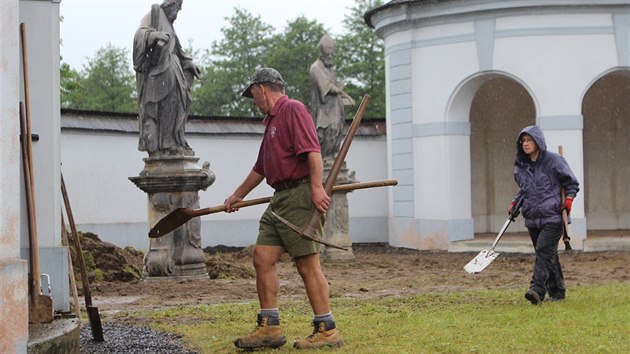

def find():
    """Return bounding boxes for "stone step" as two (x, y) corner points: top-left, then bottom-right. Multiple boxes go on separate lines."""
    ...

(449, 231), (630, 253)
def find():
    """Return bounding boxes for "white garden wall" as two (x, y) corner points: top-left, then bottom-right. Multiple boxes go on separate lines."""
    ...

(60, 112), (389, 251)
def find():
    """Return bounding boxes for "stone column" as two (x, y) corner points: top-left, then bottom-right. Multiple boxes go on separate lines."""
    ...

(321, 161), (356, 262)
(130, 156), (214, 279)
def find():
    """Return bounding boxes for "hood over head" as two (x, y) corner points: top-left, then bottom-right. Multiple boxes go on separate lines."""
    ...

(516, 125), (547, 161)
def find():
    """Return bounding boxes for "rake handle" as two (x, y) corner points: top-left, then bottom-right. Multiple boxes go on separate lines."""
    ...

(323, 94), (371, 193)
(304, 94), (371, 235)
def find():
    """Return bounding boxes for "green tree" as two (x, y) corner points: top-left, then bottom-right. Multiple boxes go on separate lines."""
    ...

(72, 43), (137, 113)
(337, 0), (386, 118)
(60, 62), (83, 109)
(266, 16), (327, 106)
(192, 8), (274, 116)
(190, 64), (234, 116)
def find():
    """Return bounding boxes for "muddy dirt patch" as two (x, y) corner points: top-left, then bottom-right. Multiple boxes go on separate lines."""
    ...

(81, 242), (630, 313)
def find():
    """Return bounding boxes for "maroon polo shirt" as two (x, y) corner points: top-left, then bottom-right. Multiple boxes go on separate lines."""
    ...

(253, 95), (321, 187)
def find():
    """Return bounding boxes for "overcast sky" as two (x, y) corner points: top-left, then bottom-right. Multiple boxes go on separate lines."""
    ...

(60, 0), (357, 70)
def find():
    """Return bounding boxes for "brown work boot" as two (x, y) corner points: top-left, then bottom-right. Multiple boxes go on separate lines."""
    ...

(234, 314), (286, 350)
(293, 321), (342, 349)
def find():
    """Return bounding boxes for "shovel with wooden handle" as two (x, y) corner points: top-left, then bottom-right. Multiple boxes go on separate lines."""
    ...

(61, 173), (104, 342)
(270, 94), (371, 250)
(464, 197), (524, 274)
(149, 179), (397, 238)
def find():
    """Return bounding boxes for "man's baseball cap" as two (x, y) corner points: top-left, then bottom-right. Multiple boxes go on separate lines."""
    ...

(241, 67), (285, 98)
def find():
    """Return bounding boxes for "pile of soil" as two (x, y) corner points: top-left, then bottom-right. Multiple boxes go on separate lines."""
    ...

(203, 245), (255, 280)
(71, 232), (144, 284)
(72, 232), (257, 286)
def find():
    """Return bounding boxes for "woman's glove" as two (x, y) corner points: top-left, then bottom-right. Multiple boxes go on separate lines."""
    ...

(508, 201), (517, 215)
(562, 197), (573, 214)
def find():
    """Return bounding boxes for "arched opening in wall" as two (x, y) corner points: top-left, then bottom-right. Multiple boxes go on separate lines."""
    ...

(470, 77), (535, 234)
(582, 69), (630, 232)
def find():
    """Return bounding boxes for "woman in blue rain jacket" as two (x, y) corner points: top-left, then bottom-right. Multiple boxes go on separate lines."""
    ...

(510, 125), (579, 304)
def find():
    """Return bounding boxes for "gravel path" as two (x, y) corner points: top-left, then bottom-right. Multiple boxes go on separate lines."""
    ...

(80, 322), (197, 354)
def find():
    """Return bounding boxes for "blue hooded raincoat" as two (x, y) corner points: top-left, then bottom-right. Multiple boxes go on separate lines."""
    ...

(513, 125), (580, 229)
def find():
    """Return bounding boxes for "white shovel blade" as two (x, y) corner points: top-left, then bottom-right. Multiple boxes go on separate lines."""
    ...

(464, 249), (500, 274)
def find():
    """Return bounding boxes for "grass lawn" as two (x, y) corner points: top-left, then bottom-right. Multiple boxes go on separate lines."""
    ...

(116, 283), (630, 353)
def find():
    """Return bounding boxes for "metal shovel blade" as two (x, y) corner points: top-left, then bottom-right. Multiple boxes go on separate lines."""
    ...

(87, 305), (104, 342)
(149, 208), (194, 238)
(463, 249), (500, 274)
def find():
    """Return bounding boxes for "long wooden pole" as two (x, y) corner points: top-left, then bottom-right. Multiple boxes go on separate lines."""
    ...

(19, 102), (40, 303)
(20, 24), (35, 200)
(20, 21), (41, 302)
(20, 23), (32, 137)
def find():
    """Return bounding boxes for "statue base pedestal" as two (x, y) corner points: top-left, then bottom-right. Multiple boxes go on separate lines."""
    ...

(321, 161), (356, 262)
(129, 155), (215, 279)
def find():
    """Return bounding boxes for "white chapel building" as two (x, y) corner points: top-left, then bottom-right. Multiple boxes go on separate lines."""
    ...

(366, 0), (630, 250)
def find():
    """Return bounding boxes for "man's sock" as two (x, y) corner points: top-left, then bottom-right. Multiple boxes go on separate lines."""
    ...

(313, 312), (335, 329)
(259, 308), (280, 325)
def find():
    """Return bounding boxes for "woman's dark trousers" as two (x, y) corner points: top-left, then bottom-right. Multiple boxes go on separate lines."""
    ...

(528, 223), (565, 300)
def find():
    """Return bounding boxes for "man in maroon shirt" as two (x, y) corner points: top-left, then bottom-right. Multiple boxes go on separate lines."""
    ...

(225, 68), (342, 350)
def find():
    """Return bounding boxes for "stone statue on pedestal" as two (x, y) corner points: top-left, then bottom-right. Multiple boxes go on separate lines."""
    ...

(130, 0), (214, 278)
(310, 34), (355, 164)
(310, 34), (356, 261)
(133, 0), (200, 157)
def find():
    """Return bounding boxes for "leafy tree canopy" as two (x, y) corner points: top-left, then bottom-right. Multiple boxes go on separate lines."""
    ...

(62, 43), (136, 113)
(266, 16), (327, 106)
(62, 1), (386, 119)
(337, 0), (386, 118)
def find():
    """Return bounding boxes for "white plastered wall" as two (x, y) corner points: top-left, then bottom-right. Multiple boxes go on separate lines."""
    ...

(19, 0), (67, 312)
(60, 130), (388, 251)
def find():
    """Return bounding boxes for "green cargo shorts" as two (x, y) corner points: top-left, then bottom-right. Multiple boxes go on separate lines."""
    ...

(258, 181), (324, 258)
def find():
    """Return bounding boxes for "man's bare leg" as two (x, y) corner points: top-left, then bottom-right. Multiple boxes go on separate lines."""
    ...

(234, 245), (287, 349)
(295, 253), (330, 314)
(253, 245), (285, 308)
(294, 253), (342, 349)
